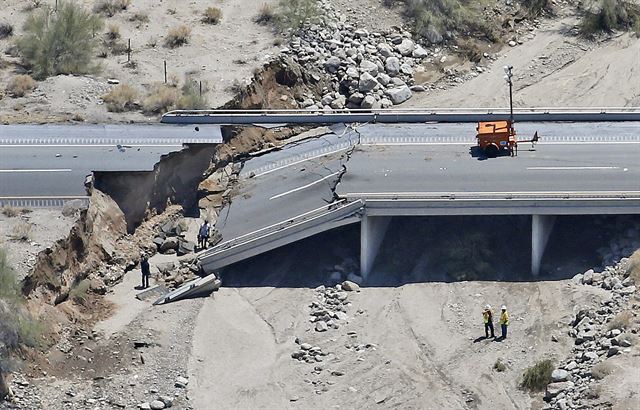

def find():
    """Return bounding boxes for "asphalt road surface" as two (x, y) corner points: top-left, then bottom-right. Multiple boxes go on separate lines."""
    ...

(214, 122), (640, 243)
(0, 124), (222, 206)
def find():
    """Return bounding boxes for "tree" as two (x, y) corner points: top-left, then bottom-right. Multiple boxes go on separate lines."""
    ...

(278, 0), (319, 30)
(17, 1), (103, 79)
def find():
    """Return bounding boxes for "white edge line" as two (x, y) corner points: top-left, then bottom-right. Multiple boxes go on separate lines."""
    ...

(526, 166), (621, 170)
(252, 147), (350, 178)
(0, 144), (187, 148)
(0, 169), (73, 173)
(269, 171), (341, 200)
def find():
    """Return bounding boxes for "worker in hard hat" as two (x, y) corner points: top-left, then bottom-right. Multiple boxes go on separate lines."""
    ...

(482, 305), (495, 339)
(499, 305), (509, 339)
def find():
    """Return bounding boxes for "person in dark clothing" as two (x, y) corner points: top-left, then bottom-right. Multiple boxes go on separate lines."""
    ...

(140, 253), (150, 289)
(198, 221), (210, 250)
(482, 305), (495, 339)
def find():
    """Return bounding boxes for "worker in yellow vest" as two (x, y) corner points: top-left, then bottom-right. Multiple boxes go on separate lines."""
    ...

(499, 305), (509, 339)
(482, 305), (495, 339)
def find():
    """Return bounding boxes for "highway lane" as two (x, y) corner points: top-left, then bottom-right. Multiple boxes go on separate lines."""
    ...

(0, 145), (184, 201)
(336, 143), (640, 196)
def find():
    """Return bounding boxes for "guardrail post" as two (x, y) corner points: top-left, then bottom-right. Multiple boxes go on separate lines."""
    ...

(532, 215), (556, 276)
(361, 215), (391, 279)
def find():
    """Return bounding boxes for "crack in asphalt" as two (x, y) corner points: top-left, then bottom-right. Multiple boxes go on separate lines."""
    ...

(328, 123), (364, 203)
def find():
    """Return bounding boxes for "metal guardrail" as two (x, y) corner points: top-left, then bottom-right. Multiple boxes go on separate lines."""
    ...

(340, 191), (640, 201)
(162, 108), (640, 125)
(199, 200), (364, 270)
(0, 196), (89, 208)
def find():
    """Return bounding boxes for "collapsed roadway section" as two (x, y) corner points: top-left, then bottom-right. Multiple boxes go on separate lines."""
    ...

(198, 122), (640, 281)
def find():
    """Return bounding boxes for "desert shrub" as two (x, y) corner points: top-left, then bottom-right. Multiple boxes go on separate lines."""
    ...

(109, 40), (129, 55)
(0, 22), (13, 39)
(1, 248), (43, 400)
(102, 84), (137, 112)
(580, 0), (640, 36)
(105, 24), (120, 41)
(10, 222), (32, 242)
(23, 0), (43, 11)
(93, 0), (131, 16)
(457, 39), (482, 63)
(277, 0), (320, 30)
(607, 310), (634, 331)
(69, 279), (91, 304)
(255, 3), (276, 25)
(164, 25), (191, 48)
(520, 359), (554, 392)
(520, 0), (552, 15)
(17, 1), (103, 79)
(493, 358), (507, 372)
(202, 7), (222, 24)
(176, 80), (208, 110)
(1, 206), (26, 217)
(6, 75), (37, 98)
(146, 36), (158, 48)
(618, 332), (636, 346)
(143, 85), (180, 114)
(129, 12), (149, 23)
(591, 361), (615, 380)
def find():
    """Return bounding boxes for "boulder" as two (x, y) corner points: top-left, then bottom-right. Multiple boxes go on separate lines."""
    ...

(400, 63), (413, 75)
(153, 236), (165, 248)
(377, 43), (394, 58)
(156, 261), (175, 275)
(342, 280), (361, 291)
(359, 60), (378, 76)
(315, 321), (328, 332)
(150, 401), (165, 410)
(545, 381), (574, 399)
(139, 403), (152, 410)
(412, 45), (429, 58)
(607, 346), (620, 357)
(551, 369), (570, 382)
(422, 27), (443, 44)
(330, 95), (347, 109)
(360, 95), (376, 109)
(175, 376), (189, 388)
(581, 351), (598, 362)
(324, 56), (342, 73)
(377, 73), (391, 86)
(583, 269), (594, 284)
(160, 237), (179, 253)
(396, 39), (415, 56)
(386, 85), (412, 105)
(158, 396), (173, 408)
(385, 57), (400, 76)
(358, 72), (378, 92)
(177, 240), (196, 256)
(345, 66), (359, 78)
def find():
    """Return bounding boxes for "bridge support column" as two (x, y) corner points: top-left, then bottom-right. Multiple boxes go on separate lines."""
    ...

(532, 215), (556, 276)
(361, 216), (391, 279)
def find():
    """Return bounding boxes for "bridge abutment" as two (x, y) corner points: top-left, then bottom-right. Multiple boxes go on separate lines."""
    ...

(532, 215), (556, 276)
(360, 215), (391, 279)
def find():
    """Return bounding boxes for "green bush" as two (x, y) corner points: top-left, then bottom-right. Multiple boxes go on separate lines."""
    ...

(17, 1), (104, 79)
(277, 0), (320, 30)
(580, 0), (640, 36)
(494, 358), (507, 372)
(520, 359), (554, 391)
(93, 0), (131, 17)
(176, 80), (208, 110)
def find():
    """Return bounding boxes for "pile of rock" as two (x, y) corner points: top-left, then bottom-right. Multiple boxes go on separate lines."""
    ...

(596, 222), (640, 267)
(291, 340), (328, 364)
(283, 0), (433, 109)
(138, 395), (173, 410)
(152, 219), (196, 256)
(310, 280), (361, 333)
(543, 257), (638, 409)
(156, 258), (200, 289)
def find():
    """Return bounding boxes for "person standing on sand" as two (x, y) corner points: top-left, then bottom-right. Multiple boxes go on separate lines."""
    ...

(483, 305), (495, 339)
(499, 305), (509, 339)
(140, 253), (150, 289)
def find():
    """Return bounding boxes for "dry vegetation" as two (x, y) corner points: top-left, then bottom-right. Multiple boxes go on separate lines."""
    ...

(580, 0), (640, 36)
(5, 75), (37, 97)
(520, 359), (554, 392)
(1, 206), (28, 218)
(255, 3), (276, 25)
(93, 0), (131, 17)
(102, 84), (138, 112)
(607, 310), (634, 331)
(10, 221), (33, 242)
(143, 84), (180, 114)
(202, 7), (223, 25)
(0, 22), (13, 39)
(591, 361), (615, 380)
(165, 25), (191, 48)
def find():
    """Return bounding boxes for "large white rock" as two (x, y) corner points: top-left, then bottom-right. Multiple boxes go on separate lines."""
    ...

(551, 369), (570, 382)
(545, 381), (574, 399)
(412, 45), (429, 58)
(377, 43), (394, 58)
(359, 60), (379, 76)
(396, 39), (415, 56)
(386, 85), (412, 105)
(385, 56), (400, 76)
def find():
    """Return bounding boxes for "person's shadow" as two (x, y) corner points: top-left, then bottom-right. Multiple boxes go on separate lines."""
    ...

(494, 336), (506, 342)
(473, 336), (490, 343)
(134, 285), (146, 290)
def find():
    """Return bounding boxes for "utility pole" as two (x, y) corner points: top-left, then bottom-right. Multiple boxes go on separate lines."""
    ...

(504, 65), (514, 124)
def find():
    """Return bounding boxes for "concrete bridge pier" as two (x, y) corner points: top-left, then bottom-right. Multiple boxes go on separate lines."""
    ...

(360, 216), (392, 279)
(532, 215), (557, 276)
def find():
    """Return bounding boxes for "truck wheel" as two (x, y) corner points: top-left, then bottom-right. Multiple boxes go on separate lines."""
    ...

(484, 144), (499, 158)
